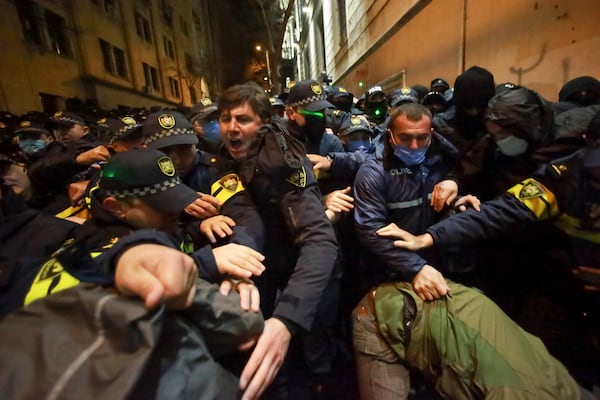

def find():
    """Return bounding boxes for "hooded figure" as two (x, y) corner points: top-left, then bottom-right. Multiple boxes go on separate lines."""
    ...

(554, 76), (600, 114)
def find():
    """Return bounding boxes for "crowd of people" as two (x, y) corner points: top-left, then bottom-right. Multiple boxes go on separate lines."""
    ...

(0, 67), (598, 400)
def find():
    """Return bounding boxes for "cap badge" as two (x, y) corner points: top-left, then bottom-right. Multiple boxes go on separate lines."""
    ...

(96, 118), (107, 125)
(351, 116), (362, 126)
(200, 98), (212, 106)
(158, 156), (176, 176)
(54, 111), (63, 118)
(20, 121), (31, 128)
(339, 87), (347, 93)
(121, 117), (136, 125)
(401, 88), (411, 95)
(311, 83), (322, 95)
(158, 114), (176, 129)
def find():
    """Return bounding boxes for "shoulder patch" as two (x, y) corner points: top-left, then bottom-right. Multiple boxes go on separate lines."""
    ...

(286, 166), (307, 188)
(211, 173), (245, 204)
(507, 178), (559, 220)
(518, 180), (546, 199)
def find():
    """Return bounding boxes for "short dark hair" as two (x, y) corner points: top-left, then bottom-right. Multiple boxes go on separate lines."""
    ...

(387, 102), (432, 129)
(218, 82), (272, 123)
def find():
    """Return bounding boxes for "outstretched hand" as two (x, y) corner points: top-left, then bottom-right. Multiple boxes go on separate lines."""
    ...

(213, 243), (265, 279)
(376, 223), (434, 251)
(240, 318), (291, 400)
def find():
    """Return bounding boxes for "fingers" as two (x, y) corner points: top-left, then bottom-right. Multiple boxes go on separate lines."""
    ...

(412, 265), (450, 301)
(200, 216), (236, 243)
(219, 279), (233, 296)
(213, 244), (266, 279)
(236, 281), (261, 312)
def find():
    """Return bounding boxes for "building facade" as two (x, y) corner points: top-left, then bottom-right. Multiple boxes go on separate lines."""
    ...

(287, 0), (600, 101)
(0, 0), (215, 115)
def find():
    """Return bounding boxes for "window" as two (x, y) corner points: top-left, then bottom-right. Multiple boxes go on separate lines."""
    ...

(169, 77), (180, 98)
(163, 36), (175, 60)
(104, 0), (117, 16)
(135, 12), (152, 43)
(16, 0), (43, 45)
(180, 16), (189, 37)
(91, 0), (118, 17)
(143, 63), (160, 92)
(99, 39), (128, 78)
(99, 39), (114, 73)
(113, 47), (127, 77)
(44, 10), (72, 56)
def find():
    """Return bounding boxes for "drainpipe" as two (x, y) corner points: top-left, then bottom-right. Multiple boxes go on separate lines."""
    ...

(459, 0), (467, 73)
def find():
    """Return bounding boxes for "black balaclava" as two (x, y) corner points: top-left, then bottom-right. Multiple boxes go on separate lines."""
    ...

(452, 66), (496, 139)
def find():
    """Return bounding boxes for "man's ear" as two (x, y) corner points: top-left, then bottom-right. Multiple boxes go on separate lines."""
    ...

(286, 106), (296, 120)
(102, 196), (128, 219)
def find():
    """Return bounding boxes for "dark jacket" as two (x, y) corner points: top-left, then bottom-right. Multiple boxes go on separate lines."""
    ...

(0, 281), (264, 400)
(237, 122), (338, 333)
(28, 134), (101, 212)
(353, 132), (459, 284)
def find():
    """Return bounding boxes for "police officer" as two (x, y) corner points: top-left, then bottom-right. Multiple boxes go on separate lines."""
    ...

(217, 81), (338, 399)
(189, 98), (222, 154)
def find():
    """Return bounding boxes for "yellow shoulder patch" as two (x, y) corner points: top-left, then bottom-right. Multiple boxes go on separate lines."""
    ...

(506, 178), (559, 220)
(24, 259), (80, 305)
(211, 173), (245, 204)
(286, 166), (307, 188)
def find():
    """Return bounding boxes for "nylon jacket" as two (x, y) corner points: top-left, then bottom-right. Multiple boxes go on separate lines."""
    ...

(353, 133), (459, 283)
(374, 281), (581, 399)
(0, 280), (264, 400)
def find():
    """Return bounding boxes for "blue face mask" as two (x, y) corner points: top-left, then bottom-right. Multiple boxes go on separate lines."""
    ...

(19, 139), (46, 154)
(347, 140), (371, 153)
(201, 120), (221, 143)
(393, 144), (427, 166)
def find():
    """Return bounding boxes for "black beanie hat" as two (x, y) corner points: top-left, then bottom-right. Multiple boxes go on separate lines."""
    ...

(452, 66), (495, 108)
(558, 76), (600, 105)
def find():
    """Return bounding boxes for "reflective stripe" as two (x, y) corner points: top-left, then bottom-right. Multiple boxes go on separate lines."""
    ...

(211, 173), (245, 204)
(388, 193), (432, 210)
(506, 178), (559, 220)
(553, 214), (600, 244)
(55, 205), (91, 221)
(24, 259), (80, 305)
(46, 293), (118, 400)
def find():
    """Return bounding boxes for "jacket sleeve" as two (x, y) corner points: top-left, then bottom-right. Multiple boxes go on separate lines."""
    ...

(426, 178), (558, 247)
(328, 151), (372, 180)
(220, 191), (265, 252)
(353, 161), (428, 281)
(182, 278), (264, 357)
(272, 184), (338, 332)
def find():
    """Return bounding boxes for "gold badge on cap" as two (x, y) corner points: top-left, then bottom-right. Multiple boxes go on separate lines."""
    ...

(351, 116), (361, 126)
(310, 83), (322, 95)
(200, 98), (212, 107)
(401, 88), (411, 95)
(121, 117), (136, 125)
(54, 111), (63, 118)
(158, 157), (176, 176)
(20, 121), (31, 128)
(158, 114), (176, 129)
(96, 118), (107, 125)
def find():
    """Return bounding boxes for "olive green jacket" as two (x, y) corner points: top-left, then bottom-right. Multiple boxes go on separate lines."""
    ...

(375, 281), (580, 399)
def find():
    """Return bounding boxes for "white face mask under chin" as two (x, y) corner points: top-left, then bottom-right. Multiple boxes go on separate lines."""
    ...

(495, 135), (529, 156)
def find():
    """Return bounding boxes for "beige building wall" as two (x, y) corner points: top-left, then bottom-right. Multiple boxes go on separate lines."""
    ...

(0, 0), (209, 115)
(328, 0), (600, 101)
